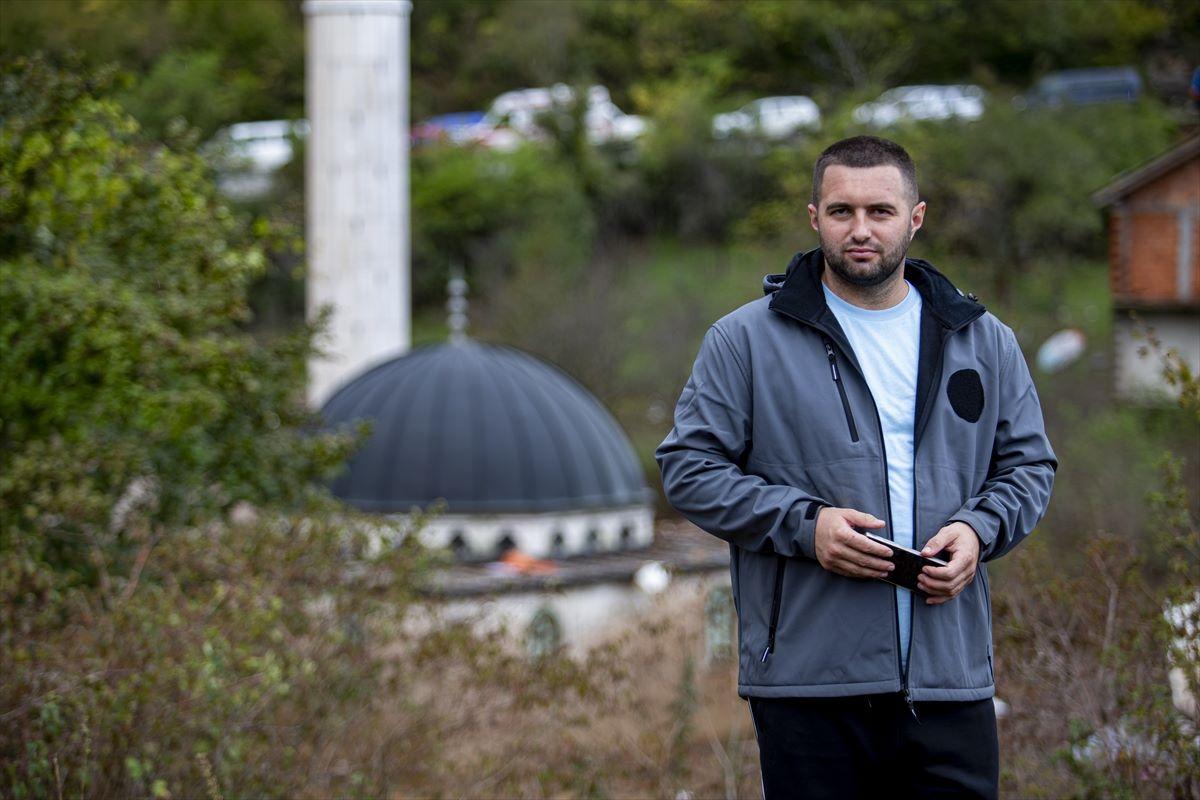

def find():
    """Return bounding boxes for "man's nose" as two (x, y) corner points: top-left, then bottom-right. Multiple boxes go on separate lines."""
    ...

(850, 211), (872, 240)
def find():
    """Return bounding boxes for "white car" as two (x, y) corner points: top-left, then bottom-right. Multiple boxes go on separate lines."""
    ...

(713, 96), (821, 140)
(468, 84), (648, 150)
(208, 119), (310, 200)
(852, 85), (986, 127)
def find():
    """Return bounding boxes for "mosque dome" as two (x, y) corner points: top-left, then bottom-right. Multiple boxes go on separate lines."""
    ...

(320, 340), (652, 515)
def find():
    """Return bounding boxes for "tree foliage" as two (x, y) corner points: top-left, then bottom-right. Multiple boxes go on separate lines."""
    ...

(2, 0), (1195, 132)
(0, 0), (303, 139)
(0, 56), (353, 575)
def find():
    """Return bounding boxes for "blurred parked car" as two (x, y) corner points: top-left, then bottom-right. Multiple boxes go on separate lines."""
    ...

(1016, 67), (1142, 109)
(467, 84), (648, 151)
(852, 85), (985, 126)
(208, 119), (309, 200)
(411, 111), (486, 146)
(712, 95), (821, 139)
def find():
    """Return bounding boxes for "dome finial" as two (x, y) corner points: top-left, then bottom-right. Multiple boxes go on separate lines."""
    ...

(447, 264), (469, 344)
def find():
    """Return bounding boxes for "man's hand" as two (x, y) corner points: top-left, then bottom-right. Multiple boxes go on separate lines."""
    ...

(814, 507), (894, 579)
(917, 522), (981, 605)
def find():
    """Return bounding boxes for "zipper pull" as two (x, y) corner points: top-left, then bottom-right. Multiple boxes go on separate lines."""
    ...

(825, 341), (840, 381)
(903, 687), (920, 724)
(760, 645), (772, 663)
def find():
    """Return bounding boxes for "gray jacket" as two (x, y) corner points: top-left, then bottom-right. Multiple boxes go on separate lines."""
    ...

(656, 249), (1056, 701)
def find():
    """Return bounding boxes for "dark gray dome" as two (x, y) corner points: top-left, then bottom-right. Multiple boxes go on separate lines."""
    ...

(321, 341), (651, 513)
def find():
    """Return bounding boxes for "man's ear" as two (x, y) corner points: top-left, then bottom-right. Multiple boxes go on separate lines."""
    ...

(807, 203), (819, 231)
(909, 201), (927, 239)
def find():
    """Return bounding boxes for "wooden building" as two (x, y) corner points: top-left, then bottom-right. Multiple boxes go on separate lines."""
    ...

(1092, 136), (1200, 400)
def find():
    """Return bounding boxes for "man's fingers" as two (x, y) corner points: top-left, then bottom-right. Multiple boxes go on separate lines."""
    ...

(848, 553), (894, 573)
(831, 547), (893, 578)
(921, 532), (951, 557)
(838, 526), (893, 558)
(921, 562), (961, 581)
(921, 567), (969, 590)
(834, 550), (893, 575)
(844, 509), (886, 529)
(918, 574), (956, 593)
(919, 569), (975, 599)
(923, 546), (972, 581)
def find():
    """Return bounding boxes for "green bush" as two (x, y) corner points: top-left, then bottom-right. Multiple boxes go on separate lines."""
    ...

(411, 142), (594, 308)
(0, 56), (398, 796)
(0, 57), (354, 573)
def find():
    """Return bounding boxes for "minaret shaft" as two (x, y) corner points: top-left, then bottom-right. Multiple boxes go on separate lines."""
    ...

(304, 0), (412, 407)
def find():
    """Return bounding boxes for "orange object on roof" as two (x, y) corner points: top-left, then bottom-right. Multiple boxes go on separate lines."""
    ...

(500, 548), (558, 575)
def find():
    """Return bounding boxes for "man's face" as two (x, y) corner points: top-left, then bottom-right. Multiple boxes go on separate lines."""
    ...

(808, 164), (926, 288)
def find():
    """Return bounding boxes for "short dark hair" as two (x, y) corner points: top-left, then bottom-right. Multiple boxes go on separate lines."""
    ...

(811, 135), (918, 207)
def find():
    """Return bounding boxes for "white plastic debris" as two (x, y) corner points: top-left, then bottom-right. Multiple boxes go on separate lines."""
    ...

(634, 561), (671, 595)
(993, 696), (1010, 719)
(1035, 328), (1086, 373)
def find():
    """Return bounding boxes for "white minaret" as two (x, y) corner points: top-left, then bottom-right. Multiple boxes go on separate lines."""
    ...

(303, 0), (412, 408)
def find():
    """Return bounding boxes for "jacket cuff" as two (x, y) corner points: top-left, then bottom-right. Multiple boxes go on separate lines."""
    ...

(949, 508), (1001, 560)
(796, 500), (828, 560)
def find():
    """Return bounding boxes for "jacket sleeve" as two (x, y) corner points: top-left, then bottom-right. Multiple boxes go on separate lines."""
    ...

(949, 328), (1057, 562)
(655, 324), (828, 558)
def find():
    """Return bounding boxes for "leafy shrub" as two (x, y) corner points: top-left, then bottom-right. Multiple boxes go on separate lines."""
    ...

(0, 55), (385, 796)
(0, 57), (355, 569)
(411, 143), (594, 309)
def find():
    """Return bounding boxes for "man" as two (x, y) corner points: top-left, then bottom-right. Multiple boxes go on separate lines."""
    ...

(656, 136), (1056, 799)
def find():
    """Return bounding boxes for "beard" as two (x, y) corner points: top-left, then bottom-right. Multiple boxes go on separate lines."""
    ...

(820, 226), (912, 288)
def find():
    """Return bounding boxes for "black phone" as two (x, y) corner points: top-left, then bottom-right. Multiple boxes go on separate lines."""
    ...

(861, 531), (948, 594)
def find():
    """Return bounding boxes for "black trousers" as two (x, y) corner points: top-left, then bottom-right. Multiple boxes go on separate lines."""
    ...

(748, 693), (999, 800)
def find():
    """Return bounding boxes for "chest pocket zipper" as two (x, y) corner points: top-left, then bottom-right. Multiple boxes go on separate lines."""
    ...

(761, 555), (787, 662)
(824, 339), (859, 442)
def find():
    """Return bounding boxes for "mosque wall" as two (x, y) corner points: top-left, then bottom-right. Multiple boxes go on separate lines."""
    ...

(415, 504), (655, 560)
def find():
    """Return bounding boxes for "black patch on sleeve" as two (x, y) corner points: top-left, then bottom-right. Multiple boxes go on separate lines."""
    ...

(947, 369), (985, 422)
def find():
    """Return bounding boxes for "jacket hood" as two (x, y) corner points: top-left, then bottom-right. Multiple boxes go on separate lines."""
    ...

(764, 248), (984, 332)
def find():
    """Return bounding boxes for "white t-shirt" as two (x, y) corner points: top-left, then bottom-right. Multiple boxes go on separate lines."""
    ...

(822, 280), (922, 671)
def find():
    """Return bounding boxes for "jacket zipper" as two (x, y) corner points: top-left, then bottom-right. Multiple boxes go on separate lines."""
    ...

(904, 329), (955, 723)
(761, 555), (787, 662)
(819, 334), (903, 698)
(824, 339), (859, 442)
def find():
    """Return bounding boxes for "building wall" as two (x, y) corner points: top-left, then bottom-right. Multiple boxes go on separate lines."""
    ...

(1113, 312), (1200, 402)
(1109, 157), (1200, 304)
(405, 571), (729, 657)
(415, 505), (656, 560)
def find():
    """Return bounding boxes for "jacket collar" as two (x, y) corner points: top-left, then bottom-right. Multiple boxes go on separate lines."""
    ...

(766, 247), (984, 332)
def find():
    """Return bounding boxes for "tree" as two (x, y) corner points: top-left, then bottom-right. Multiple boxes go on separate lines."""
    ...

(0, 56), (353, 577)
(0, 56), (413, 798)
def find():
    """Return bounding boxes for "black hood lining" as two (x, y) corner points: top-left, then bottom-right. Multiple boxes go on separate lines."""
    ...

(767, 248), (984, 332)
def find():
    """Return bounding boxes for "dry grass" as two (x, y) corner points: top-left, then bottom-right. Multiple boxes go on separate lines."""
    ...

(301, 530), (1197, 799)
